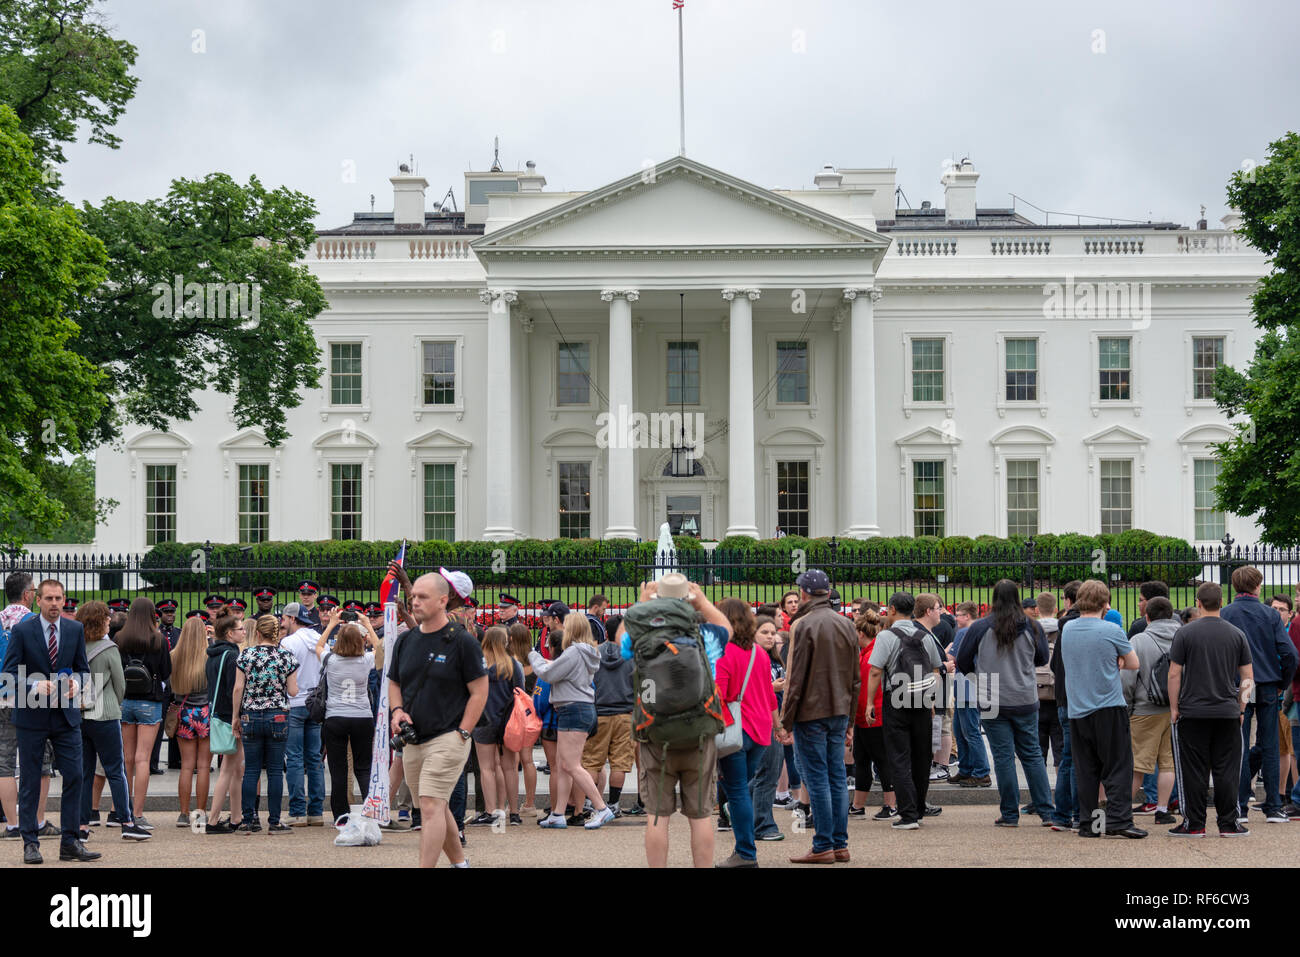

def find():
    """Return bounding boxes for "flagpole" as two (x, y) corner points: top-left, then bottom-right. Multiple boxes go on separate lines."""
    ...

(677, 3), (685, 156)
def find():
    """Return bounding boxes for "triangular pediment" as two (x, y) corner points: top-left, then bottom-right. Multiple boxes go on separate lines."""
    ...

(406, 428), (472, 450)
(219, 428), (271, 450)
(473, 156), (890, 253)
(896, 425), (962, 446)
(1082, 424), (1150, 445)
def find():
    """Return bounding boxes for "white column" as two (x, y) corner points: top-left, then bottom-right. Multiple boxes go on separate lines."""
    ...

(480, 288), (518, 540)
(602, 289), (639, 539)
(844, 286), (881, 537)
(723, 287), (760, 538)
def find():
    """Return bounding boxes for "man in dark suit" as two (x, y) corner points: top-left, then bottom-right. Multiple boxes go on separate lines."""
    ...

(1, 579), (100, 863)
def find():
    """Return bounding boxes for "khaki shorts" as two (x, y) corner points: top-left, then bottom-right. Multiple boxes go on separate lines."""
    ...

(941, 704), (954, 738)
(1130, 712), (1174, 775)
(637, 738), (716, 820)
(582, 714), (635, 775)
(402, 731), (472, 804)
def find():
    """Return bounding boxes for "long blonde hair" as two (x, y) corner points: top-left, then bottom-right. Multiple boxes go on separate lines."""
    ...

(561, 613), (594, 651)
(482, 626), (515, 680)
(170, 618), (208, 695)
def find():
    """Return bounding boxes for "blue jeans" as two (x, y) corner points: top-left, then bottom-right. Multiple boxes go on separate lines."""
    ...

(1052, 714), (1078, 826)
(750, 739), (783, 837)
(719, 733), (765, 861)
(953, 701), (990, 777)
(286, 705), (323, 817)
(1142, 771), (1158, 804)
(81, 719), (131, 826)
(983, 711), (1055, 822)
(782, 742), (801, 789)
(1240, 683), (1282, 816)
(792, 715), (849, 853)
(241, 710), (290, 824)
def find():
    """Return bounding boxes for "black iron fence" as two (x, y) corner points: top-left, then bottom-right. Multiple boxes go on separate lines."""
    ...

(5, 538), (1297, 627)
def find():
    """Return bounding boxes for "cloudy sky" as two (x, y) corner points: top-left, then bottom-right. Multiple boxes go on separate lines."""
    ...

(60, 0), (1300, 230)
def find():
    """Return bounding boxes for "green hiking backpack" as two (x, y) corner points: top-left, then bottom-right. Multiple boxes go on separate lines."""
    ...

(623, 597), (725, 748)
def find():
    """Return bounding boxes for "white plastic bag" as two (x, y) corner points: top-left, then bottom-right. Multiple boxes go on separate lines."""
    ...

(334, 808), (383, 846)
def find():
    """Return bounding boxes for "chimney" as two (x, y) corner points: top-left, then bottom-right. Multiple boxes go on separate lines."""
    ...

(518, 159), (547, 192)
(941, 157), (979, 223)
(391, 166), (428, 226)
(813, 164), (843, 190)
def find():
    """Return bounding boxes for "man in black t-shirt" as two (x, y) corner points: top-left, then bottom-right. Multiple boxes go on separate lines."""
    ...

(1168, 582), (1254, 838)
(388, 572), (488, 868)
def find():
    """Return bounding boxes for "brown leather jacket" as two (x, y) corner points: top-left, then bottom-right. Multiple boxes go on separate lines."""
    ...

(779, 595), (861, 725)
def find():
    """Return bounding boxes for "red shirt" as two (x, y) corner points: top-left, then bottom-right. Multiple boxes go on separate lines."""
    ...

(855, 641), (883, 729)
(716, 642), (779, 746)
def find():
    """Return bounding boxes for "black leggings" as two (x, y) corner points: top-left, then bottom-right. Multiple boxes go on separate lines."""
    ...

(853, 725), (893, 793)
(322, 716), (374, 822)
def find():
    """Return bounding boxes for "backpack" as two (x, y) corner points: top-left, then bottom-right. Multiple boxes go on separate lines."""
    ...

(1144, 639), (1172, 708)
(503, 687), (543, 752)
(306, 652), (331, 723)
(623, 597), (725, 748)
(886, 625), (936, 710)
(122, 654), (155, 698)
(1036, 637), (1056, 701)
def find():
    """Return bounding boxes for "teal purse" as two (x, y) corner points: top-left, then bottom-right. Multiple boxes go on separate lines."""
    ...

(208, 651), (236, 755)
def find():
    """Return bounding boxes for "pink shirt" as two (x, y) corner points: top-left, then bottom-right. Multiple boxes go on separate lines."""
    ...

(715, 642), (779, 746)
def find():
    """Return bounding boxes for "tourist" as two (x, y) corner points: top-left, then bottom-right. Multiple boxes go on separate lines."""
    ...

(117, 597), (171, 831)
(315, 609), (380, 826)
(948, 601), (991, 788)
(1122, 596), (1179, 825)
(204, 613), (245, 833)
(466, 625), (525, 828)
(850, 608), (898, 820)
(280, 601), (325, 827)
(234, 611), (300, 833)
(582, 616), (636, 823)
(169, 614), (212, 829)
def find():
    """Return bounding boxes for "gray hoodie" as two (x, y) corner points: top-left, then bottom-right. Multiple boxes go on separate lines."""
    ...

(593, 640), (635, 716)
(528, 641), (600, 705)
(1122, 617), (1178, 715)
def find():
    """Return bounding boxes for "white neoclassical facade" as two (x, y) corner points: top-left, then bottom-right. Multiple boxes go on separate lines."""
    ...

(94, 154), (1267, 551)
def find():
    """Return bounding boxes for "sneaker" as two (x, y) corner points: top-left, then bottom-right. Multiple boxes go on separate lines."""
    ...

(467, 812), (496, 827)
(845, 776), (856, 791)
(624, 803), (646, 816)
(193, 810), (207, 830)
(536, 763), (551, 775)
(397, 808), (411, 823)
(923, 803), (942, 817)
(757, 830), (786, 841)
(1132, 802), (1158, 814)
(1109, 825), (1148, 839)
(121, 821), (152, 840)
(78, 827), (92, 841)
(929, 764), (950, 782)
(1236, 815), (1248, 825)
(946, 772), (970, 785)
(717, 805), (731, 831)
(135, 817), (154, 831)
(584, 806), (616, 829)
(203, 821), (236, 835)
(1283, 803), (1300, 819)
(247, 818), (263, 833)
(1265, 811), (1290, 823)
(848, 806), (866, 817)
(1153, 810), (1176, 825)
(458, 830), (466, 846)
(2, 827), (21, 839)
(235, 820), (257, 833)
(772, 794), (794, 809)
(1049, 821), (1073, 831)
(176, 813), (190, 828)
(994, 817), (1018, 827)
(1020, 803), (1033, 815)
(891, 819), (920, 830)
(411, 809), (421, 831)
(509, 813), (523, 826)
(306, 815), (325, 826)
(958, 775), (992, 788)
(566, 812), (589, 827)
(1168, 822), (1205, 837)
(285, 815), (309, 827)
(1219, 823), (1250, 837)
(87, 811), (101, 827)
(1168, 798), (1180, 813)
(872, 806), (899, 821)
(268, 821), (292, 833)
(538, 814), (568, 829)
(36, 822), (58, 837)
(607, 805), (622, 820)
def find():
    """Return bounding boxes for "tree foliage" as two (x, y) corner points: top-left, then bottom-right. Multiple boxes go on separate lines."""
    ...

(1215, 132), (1300, 546)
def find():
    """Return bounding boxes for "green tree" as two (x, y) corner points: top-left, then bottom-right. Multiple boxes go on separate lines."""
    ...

(1214, 131), (1300, 545)
(9, 456), (116, 544)
(0, 0), (139, 186)
(0, 104), (110, 545)
(72, 174), (327, 446)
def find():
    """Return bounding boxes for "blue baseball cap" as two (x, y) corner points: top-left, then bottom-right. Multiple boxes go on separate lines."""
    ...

(795, 569), (831, 594)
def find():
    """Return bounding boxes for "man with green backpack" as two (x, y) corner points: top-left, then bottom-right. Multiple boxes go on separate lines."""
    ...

(620, 572), (731, 868)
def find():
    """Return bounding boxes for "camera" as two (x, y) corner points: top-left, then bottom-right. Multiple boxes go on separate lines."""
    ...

(341, 609), (358, 622)
(390, 721), (418, 751)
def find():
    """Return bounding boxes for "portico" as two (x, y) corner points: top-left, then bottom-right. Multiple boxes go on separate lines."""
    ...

(470, 155), (890, 541)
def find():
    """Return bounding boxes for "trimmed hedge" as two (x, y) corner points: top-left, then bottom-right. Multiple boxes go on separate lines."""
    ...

(139, 530), (1204, 590)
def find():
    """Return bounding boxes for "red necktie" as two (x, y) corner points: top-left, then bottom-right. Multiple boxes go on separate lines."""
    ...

(48, 623), (58, 669)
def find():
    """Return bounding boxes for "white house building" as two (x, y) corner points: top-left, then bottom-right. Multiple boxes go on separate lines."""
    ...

(93, 153), (1267, 551)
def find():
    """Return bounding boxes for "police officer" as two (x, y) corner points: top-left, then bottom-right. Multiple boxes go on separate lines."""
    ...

(227, 598), (248, 622)
(156, 598), (181, 649)
(251, 587), (278, 622)
(295, 580), (323, 629)
(202, 594), (226, 617)
(496, 593), (526, 629)
(61, 597), (79, 621)
(319, 594), (341, 616)
(150, 598), (185, 773)
(363, 601), (384, 638)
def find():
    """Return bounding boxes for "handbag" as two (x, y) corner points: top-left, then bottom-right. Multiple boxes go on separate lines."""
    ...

(714, 645), (758, 758)
(306, 652), (332, 723)
(209, 651), (236, 755)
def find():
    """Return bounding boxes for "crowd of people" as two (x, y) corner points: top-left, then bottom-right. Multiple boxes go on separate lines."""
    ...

(1, 561), (1297, 866)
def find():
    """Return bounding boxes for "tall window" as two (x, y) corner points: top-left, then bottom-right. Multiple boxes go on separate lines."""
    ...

(145, 465), (176, 545)
(1006, 460), (1039, 537)
(423, 463), (456, 541)
(330, 463), (362, 540)
(238, 464), (269, 544)
(422, 341), (456, 405)
(912, 460), (945, 537)
(775, 341), (809, 403)
(1194, 459), (1226, 540)
(776, 461), (810, 536)
(557, 462), (591, 538)
(1099, 459), (1133, 534)
(1192, 336), (1224, 400)
(667, 341), (700, 405)
(557, 343), (590, 405)
(911, 338), (945, 402)
(1005, 338), (1038, 401)
(330, 342), (363, 405)
(1098, 338), (1131, 401)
